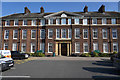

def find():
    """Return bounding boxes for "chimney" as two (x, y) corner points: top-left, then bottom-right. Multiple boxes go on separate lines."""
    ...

(84, 6), (88, 13)
(40, 7), (44, 13)
(98, 5), (105, 13)
(24, 7), (31, 14)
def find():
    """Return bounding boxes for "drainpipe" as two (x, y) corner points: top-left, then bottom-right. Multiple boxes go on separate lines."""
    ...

(1, 19), (3, 50)
(89, 17), (92, 53)
(70, 17), (72, 55)
(18, 27), (21, 52)
(36, 18), (39, 52)
(108, 27), (111, 53)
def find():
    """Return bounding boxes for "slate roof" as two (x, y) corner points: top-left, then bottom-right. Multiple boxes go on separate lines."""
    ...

(1, 11), (120, 19)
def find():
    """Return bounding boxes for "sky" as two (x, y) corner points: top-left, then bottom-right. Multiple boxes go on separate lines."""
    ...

(1, 2), (119, 17)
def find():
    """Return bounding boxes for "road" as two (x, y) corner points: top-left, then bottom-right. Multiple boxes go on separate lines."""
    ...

(1, 57), (120, 80)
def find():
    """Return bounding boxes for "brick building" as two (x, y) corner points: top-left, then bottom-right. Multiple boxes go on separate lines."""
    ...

(0, 5), (120, 56)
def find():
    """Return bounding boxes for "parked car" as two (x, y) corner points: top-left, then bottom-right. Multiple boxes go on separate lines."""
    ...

(11, 51), (30, 60)
(0, 50), (11, 58)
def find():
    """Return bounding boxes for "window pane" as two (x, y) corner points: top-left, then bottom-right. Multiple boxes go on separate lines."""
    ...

(83, 19), (87, 25)
(68, 19), (71, 25)
(75, 28), (80, 39)
(31, 30), (36, 39)
(111, 19), (116, 24)
(93, 43), (98, 51)
(102, 29), (107, 39)
(40, 29), (45, 39)
(21, 43), (26, 52)
(75, 18), (79, 24)
(31, 43), (36, 52)
(92, 18), (97, 24)
(4, 30), (9, 39)
(12, 43), (17, 51)
(4, 43), (8, 50)
(103, 43), (108, 53)
(48, 43), (53, 52)
(84, 43), (89, 53)
(102, 18), (106, 24)
(68, 29), (72, 38)
(75, 42), (80, 53)
(61, 19), (66, 25)
(40, 43), (45, 53)
(23, 20), (27, 25)
(62, 29), (66, 38)
(93, 29), (98, 39)
(14, 20), (18, 26)
(48, 29), (53, 39)
(113, 43), (118, 52)
(56, 29), (60, 38)
(13, 30), (18, 39)
(56, 19), (60, 25)
(22, 30), (27, 39)
(112, 29), (117, 39)
(83, 29), (88, 39)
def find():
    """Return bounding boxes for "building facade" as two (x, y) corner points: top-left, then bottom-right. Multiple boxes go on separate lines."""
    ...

(1, 5), (120, 56)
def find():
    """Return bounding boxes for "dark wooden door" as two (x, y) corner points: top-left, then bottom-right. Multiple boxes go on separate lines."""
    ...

(61, 43), (67, 56)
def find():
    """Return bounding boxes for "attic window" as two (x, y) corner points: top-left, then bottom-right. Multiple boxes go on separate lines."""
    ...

(61, 14), (67, 17)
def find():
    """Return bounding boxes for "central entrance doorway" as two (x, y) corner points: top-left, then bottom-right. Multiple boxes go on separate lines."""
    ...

(61, 43), (67, 56)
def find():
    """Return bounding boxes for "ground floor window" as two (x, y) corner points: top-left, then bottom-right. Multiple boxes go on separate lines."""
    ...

(75, 42), (80, 53)
(40, 43), (45, 53)
(4, 43), (8, 50)
(12, 43), (17, 51)
(48, 43), (53, 53)
(31, 43), (36, 53)
(83, 43), (89, 53)
(93, 43), (98, 51)
(21, 43), (26, 52)
(113, 43), (118, 52)
(103, 43), (108, 53)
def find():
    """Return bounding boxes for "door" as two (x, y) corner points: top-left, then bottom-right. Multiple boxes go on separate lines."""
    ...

(61, 43), (67, 56)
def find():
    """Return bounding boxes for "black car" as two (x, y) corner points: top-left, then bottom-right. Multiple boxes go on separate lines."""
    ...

(11, 51), (30, 60)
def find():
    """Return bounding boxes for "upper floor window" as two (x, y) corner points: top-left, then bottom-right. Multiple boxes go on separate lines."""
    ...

(61, 29), (66, 38)
(22, 30), (27, 39)
(48, 19), (53, 25)
(75, 42), (80, 53)
(14, 20), (18, 26)
(111, 18), (116, 24)
(23, 20), (27, 26)
(113, 43), (118, 52)
(83, 29), (88, 39)
(40, 29), (45, 39)
(31, 30), (36, 39)
(92, 18), (97, 25)
(75, 28), (80, 39)
(41, 19), (45, 26)
(112, 29), (117, 39)
(48, 29), (53, 39)
(102, 29), (107, 39)
(75, 18), (79, 24)
(4, 43), (8, 50)
(93, 29), (98, 39)
(32, 20), (36, 26)
(61, 19), (66, 25)
(4, 30), (9, 39)
(56, 29), (60, 39)
(5, 20), (10, 26)
(68, 19), (71, 25)
(83, 19), (87, 25)
(13, 30), (18, 39)
(68, 29), (72, 39)
(56, 19), (60, 25)
(102, 18), (106, 25)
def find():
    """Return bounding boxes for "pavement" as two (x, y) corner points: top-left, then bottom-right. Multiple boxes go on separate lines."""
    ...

(1, 57), (120, 80)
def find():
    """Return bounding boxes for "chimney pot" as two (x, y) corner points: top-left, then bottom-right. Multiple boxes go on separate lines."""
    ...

(84, 6), (88, 13)
(40, 7), (44, 13)
(98, 5), (105, 13)
(24, 7), (31, 14)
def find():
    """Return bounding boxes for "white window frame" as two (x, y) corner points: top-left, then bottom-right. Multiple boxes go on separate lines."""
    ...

(83, 29), (88, 39)
(12, 43), (17, 51)
(75, 18), (79, 24)
(14, 19), (18, 26)
(5, 20), (10, 26)
(4, 43), (8, 50)
(31, 43), (36, 53)
(93, 29), (98, 39)
(22, 30), (27, 39)
(13, 30), (18, 39)
(48, 29), (53, 39)
(92, 18), (97, 25)
(23, 20), (27, 26)
(103, 43), (108, 53)
(102, 18), (106, 25)
(40, 29), (45, 39)
(83, 19), (87, 25)
(21, 43), (26, 52)
(68, 29), (72, 39)
(56, 29), (60, 39)
(61, 29), (66, 38)
(75, 28), (80, 39)
(32, 20), (36, 26)
(40, 43), (45, 53)
(68, 19), (71, 25)
(31, 30), (36, 39)
(48, 18), (53, 25)
(61, 18), (66, 25)
(4, 30), (9, 39)
(40, 19), (45, 26)
(83, 43), (89, 53)
(75, 42), (80, 53)
(112, 29), (117, 39)
(56, 19), (60, 25)
(113, 43), (118, 52)
(102, 29), (107, 39)
(111, 18), (116, 24)
(48, 43), (53, 53)
(93, 43), (98, 51)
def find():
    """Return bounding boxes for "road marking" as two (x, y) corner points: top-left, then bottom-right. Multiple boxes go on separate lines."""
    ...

(0, 76), (30, 78)
(11, 67), (16, 69)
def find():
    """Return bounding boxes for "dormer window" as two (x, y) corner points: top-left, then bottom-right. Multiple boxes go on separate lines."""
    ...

(41, 19), (45, 26)
(102, 18), (106, 25)
(48, 19), (53, 25)
(75, 18), (79, 24)
(83, 19), (87, 25)
(92, 18), (97, 25)
(61, 14), (67, 17)
(14, 19), (18, 26)
(61, 19), (66, 25)
(23, 20), (27, 26)
(5, 20), (10, 26)
(111, 18), (116, 24)
(56, 19), (60, 25)
(32, 20), (36, 26)
(68, 19), (71, 25)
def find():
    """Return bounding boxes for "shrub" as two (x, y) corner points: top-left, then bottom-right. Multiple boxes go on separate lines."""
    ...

(81, 53), (91, 57)
(91, 52), (99, 57)
(99, 53), (109, 57)
(113, 51), (118, 54)
(33, 52), (45, 57)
